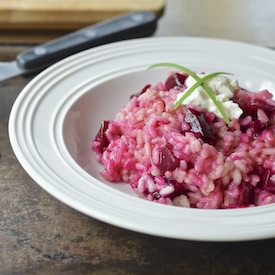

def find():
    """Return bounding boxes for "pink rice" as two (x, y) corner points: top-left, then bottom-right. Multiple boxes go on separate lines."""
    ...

(92, 72), (275, 209)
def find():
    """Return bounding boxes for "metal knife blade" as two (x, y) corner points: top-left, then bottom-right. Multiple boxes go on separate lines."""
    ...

(0, 61), (24, 82)
(0, 12), (157, 82)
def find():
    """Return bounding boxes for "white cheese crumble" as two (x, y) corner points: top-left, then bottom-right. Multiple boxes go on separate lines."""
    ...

(176, 74), (243, 120)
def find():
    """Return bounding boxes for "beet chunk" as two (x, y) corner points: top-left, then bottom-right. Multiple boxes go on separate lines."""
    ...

(238, 184), (255, 207)
(93, 120), (110, 153)
(166, 179), (188, 199)
(152, 191), (161, 199)
(182, 108), (215, 144)
(240, 119), (267, 136)
(250, 119), (266, 134)
(259, 168), (275, 194)
(233, 88), (275, 116)
(158, 146), (179, 173)
(164, 73), (187, 90)
(130, 84), (151, 99)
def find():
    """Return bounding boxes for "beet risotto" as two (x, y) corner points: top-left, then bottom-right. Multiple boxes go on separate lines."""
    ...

(92, 66), (275, 209)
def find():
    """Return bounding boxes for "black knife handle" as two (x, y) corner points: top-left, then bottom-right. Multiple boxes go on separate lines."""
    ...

(16, 12), (157, 71)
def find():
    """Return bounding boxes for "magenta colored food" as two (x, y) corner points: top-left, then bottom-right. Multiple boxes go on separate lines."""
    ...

(92, 72), (275, 209)
(93, 120), (110, 154)
(164, 72), (187, 90)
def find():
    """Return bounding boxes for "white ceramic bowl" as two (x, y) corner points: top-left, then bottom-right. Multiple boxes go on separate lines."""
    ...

(9, 37), (275, 241)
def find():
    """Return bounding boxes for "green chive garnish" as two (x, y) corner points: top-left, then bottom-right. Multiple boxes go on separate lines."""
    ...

(173, 72), (228, 110)
(148, 63), (199, 79)
(148, 63), (232, 125)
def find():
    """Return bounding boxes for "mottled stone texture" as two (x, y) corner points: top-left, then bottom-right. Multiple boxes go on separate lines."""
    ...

(1, 48), (275, 275)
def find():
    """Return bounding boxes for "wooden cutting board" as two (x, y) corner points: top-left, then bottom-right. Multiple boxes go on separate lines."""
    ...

(0, 0), (164, 30)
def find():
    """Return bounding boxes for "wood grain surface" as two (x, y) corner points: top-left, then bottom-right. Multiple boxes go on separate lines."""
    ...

(1, 1), (275, 274)
(0, 0), (164, 30)
(1, 0), (275, 47)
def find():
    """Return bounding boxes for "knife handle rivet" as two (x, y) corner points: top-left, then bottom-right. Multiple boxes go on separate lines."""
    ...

(131, 13), (145, 22)
(34, 47), (47, 56)
(84, 30), (97, 38)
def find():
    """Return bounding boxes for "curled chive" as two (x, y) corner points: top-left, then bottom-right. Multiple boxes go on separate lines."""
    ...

(173, 72), (228, 109)
(148, 63), (232, 125)
(148, 63), (198, 79)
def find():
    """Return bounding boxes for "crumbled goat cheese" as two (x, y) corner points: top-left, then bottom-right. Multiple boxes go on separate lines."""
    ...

(177, 74), (243, 120)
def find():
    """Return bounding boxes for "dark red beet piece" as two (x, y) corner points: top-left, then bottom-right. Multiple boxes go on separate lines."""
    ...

(183, 109), (202, 136)
(238, 184), (255, 207)
(250, 119), (267, 134)
(158, 146), (179, 173)
(251, 120), (265, 133)
(240, 119), (267, 135)
(164, 73), (188, 90)
(233, 88), (275, 116)
(259, 168), (275, 193)
(196, 113), (216, 143)
(93, 120), (110, 153)
(166, 179), (188, 200)
(130, 84), (151, 99)
(182, 108), (215, 144)
(152, 191), (161, 199)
